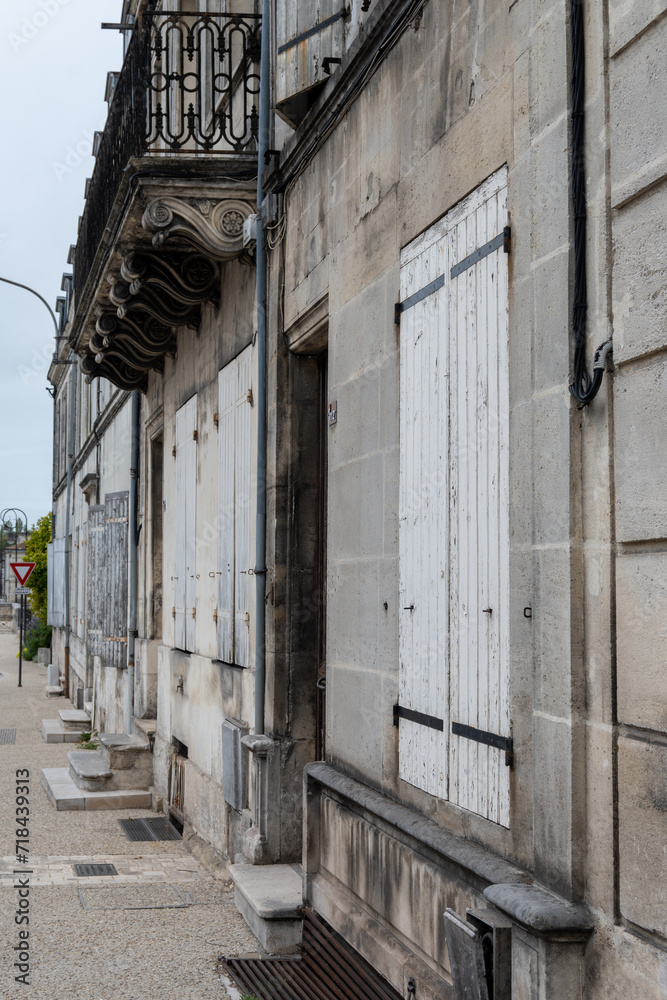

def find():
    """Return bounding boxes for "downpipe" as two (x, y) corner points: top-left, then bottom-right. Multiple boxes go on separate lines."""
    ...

(63, 351), (77, 697)
(254, 0), (271, 736)
(126, 390), (141, 735)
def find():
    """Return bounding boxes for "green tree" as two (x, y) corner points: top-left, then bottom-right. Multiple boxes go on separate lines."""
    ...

(25, 514), (52, 623)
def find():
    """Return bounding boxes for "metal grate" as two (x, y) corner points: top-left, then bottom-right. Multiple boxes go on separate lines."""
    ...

(118, 817), (182, 842)
(73, 864), (118, 877)
(0, 729), (16, 745)
(223, 907), (404, 1000)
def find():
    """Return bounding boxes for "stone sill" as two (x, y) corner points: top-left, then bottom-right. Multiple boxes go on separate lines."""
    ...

(305, 762), (594, 941)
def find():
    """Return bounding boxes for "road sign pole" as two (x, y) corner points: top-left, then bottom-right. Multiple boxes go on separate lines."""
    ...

(18, 593), (24, 688)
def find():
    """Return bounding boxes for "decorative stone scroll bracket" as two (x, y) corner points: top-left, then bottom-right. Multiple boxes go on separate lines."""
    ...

(79, 251), (219, 392)
(142, 196), (256, 260)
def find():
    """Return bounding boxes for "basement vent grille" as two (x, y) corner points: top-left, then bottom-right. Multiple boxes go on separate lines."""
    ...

(118, 817), (182, 842)
(223, 907), (404, 1000)
(73, 863), (118, 877)
(0, 729), (16, 745)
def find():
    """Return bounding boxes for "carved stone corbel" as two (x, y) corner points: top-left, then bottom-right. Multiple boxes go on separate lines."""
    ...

(142, 197), (256, 259)
(81, 352), (148, 392)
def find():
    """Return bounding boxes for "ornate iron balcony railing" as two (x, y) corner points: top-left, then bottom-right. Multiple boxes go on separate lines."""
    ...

(74, 10), (261, 307)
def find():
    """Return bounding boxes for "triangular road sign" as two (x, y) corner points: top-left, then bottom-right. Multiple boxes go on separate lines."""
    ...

(10, 563), (36, 587)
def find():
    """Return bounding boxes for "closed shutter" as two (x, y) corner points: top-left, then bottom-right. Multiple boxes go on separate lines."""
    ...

(218, 364), (236, 662)
(175, 395), (197, 652)
(86, 506), (105, 657)
(447, 169), (510, 828)
(103, 492), (129, 669)
(217, 347), (252, 667)
(47, 537), (66, 627)
(398, 166), (510, 827)
(71, 528), (79, 636)
(80, 519), (87, 633)
(398, 223), (449, 800)
(276, 0), (344, 124)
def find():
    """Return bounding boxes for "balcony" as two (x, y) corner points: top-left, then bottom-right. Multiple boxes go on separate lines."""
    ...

(70, 9), (261, 391)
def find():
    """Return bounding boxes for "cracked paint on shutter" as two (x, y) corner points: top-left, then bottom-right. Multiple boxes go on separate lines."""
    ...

(87, 506), (105, 658)
(103, 492), (129, 669)
(398, 166), (510, 826)
(218, 347), (252, 667)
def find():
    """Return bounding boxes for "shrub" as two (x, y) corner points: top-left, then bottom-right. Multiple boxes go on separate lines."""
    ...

(22, 619), (52, 661)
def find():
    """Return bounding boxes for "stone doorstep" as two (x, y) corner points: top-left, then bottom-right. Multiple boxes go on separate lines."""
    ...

(133, 718), (157, 737)
(98, 732), (152, 774)
(59, 709), (91, 730)
(41, 767), (151, 812)
(68, 750), (112, 790)
(41, 719), (84, 744)
(46, 686), (64, 698)
(229, 863), (303, 955)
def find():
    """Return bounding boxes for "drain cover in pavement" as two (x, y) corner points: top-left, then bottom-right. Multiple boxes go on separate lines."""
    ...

(73, 863), (118, 877)
(119, 817), (182, 842)
(78, 884), (187, 911)
(0, 729), (16, 744)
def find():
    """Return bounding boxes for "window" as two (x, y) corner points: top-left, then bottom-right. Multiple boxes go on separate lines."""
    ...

(398, 167), (511, 826)
(217, 348), (252, 667)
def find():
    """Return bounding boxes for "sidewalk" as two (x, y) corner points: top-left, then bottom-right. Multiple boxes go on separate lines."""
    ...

(0, 633), (259, 999)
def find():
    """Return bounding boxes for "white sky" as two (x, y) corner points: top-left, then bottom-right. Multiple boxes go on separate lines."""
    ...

(0, 1), (124, 530)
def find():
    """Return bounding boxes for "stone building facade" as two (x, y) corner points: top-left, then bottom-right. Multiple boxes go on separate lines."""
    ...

(48, 0), (667, 997)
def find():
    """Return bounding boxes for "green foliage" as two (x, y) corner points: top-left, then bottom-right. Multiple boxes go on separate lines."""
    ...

(21, 620), (52, 661)
(76, 731), (100, 750)
(25, 513), (52, 623)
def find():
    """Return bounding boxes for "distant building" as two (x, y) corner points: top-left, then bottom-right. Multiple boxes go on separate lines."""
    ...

(48, 1), (667, 997)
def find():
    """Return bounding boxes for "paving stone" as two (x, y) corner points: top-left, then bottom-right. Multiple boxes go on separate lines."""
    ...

(0, 633), (260, 998)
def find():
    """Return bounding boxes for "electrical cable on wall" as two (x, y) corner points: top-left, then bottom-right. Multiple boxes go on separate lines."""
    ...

(568, 0), (611, 405)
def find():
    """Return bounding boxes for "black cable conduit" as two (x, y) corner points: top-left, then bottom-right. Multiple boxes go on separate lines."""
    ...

(569, 0), (612, 405)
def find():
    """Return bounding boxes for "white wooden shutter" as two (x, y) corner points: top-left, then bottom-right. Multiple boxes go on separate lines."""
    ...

(86, 506), (105, 657)
(218, 366), (236, 662)
(47, 537), (66, 627)
(71, 528), (79, 636)
(175, 395), (197, 652)
(398, 166), (510, 827)
(217, 347), (252, 667)
(80, 519), (87, 634)
(447, 169), (510, 828)
(234, 348), (252, 668)
(103, 492), (129, 669)
(398, 225), (450, 801)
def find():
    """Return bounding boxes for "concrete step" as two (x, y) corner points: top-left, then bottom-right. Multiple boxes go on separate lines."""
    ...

(46, 685), (64, 698)
(41, 767), (151, 812)
(98, 733), (153, 784)
(68, 742), (152, 791)
(84, 701), (93, 716)
(228, 863), (304, 954)
(59, 709), (91, 731)
(68, 751), (112, 790)
(42, 719), (85, 744)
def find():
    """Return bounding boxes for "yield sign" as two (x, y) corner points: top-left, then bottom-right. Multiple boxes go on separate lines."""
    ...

(10, 563), (36, 587)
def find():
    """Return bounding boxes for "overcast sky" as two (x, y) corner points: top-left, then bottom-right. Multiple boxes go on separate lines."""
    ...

(0, 1), (123, 530)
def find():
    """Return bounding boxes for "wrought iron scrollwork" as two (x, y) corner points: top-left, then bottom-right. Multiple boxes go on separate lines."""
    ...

(74, 10), (260, 304)
(145, 13), (261, 154)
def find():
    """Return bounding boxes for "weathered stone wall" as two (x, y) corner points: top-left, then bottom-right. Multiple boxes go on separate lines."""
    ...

(266, 0), (667, 995)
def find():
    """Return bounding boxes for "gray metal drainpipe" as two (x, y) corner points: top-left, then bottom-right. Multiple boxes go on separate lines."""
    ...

(253, 0), (271, 737)
(126, 389), (141, 735)
(63, 350), (77, 698)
